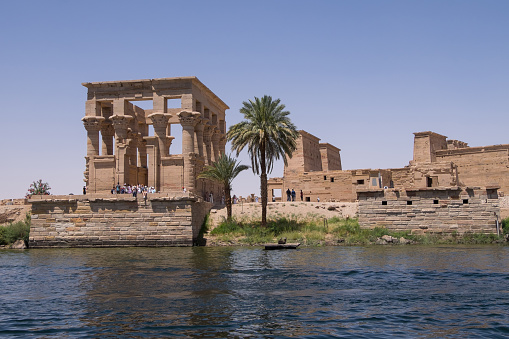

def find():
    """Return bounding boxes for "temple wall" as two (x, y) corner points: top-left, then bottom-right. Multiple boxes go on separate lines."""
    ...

(29, 194), (211, 248)
(390, 162), (458, 189)
(161, 156), (184, 191)
(358, 187), (500, 234)
(282, 169), (391, 202)
(89, 157), (116, 192)
(435, 146), (509, 193)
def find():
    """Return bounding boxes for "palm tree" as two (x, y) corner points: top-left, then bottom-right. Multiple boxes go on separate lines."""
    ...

(227, 95), (299, 227)
(198, 153), (249, 221)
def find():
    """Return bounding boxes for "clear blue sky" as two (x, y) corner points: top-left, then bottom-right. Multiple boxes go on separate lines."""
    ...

(1, 0), (508, 200)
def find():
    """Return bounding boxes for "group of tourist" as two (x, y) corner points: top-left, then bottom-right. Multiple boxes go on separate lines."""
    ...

(203, 191), (214, 204)
(203, 191), (227, 205)
(111, 183), (155, 197)
(286, 188), (304, 202)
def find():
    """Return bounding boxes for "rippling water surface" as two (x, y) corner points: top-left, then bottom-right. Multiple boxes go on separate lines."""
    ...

(1, 245), (509, 338)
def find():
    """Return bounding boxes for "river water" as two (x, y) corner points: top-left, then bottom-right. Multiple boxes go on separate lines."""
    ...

(1, 245), (509, 338)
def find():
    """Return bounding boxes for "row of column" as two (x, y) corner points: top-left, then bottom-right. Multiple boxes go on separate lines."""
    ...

(82, 112), (224, 163)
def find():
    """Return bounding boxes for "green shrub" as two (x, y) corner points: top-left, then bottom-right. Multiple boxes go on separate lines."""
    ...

(0, 213), (31, 245)
(266, 217), (302, 236)
(502, 217), (509, 234)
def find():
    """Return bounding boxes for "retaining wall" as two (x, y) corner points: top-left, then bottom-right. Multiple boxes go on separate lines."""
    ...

(29, 194), (211, 248)
(358, 187), (500, 234)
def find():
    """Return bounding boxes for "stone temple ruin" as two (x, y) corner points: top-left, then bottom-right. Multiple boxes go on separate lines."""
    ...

(269, 130), (508, 234)
(30, 77), (228, 248)
(81, 77), (228, 198)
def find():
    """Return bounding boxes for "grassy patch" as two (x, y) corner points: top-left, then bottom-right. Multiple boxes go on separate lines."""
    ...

(205, 216), (505, 246)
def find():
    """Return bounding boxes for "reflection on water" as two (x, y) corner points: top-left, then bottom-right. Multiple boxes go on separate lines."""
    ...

(1, 246), (509, 338)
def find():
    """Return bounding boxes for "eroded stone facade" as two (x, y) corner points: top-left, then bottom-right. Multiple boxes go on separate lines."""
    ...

(82, 77), (228, 200)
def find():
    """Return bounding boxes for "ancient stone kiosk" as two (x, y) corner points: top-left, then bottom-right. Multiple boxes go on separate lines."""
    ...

(30, 77), (228, 248)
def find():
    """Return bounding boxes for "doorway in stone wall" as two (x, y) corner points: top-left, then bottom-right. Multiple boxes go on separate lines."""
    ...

(272, 188), (282, 202)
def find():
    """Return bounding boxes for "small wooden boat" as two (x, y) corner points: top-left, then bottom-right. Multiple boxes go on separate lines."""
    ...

(264, 243), (301, 250)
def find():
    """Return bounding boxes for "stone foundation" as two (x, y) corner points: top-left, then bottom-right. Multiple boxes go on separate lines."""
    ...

(29, 194), (211, 248)
(358, 187), (500, 234)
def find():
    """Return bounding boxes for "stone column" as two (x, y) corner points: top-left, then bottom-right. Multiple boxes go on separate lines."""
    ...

(82, 116), (104, 156)
(127, 131), (139, 166)
(144, 137), (158, 189)
(219, 134), (227, 157)
(203, 124), (213, 165)
(211, 128), (221, 163)
(178, 111), (200, 154)
(138, 139), (148, 168)
(195, 118), (207, 160)
(178, 110), (200, 192)
(111, 115), (132, 185)
(138, 138), (148, 186)
(148, 113), (172, 157)
(100, 122), (115, 155)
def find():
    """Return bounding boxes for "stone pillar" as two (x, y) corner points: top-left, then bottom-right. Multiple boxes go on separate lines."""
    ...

(211, 128), (221, 163)
(178, 110), (200, 192)
(144, 137), (158, 189)
(178, 111), (200, 154)
(138, 139), (147, 168)
(82, 116), (104, 156)
(195, 118), (207, 160)
(138, 138), (148, 186)
(203, 124), (213, 165)
(127, 131), (139, 166)
(148, 113), (172, 157)
(100, 122), (115, 155)
(219, 134), (227, 157)
(111, 115), (132, 185)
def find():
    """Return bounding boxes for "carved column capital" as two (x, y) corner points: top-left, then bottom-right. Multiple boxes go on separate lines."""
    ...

(110, 115), (132, 129)
(178, 110), (201, 127)
(195, 117), (209, 132)
(211, 127), (221, 141)
(111, 115), (133, 141)
(82, 116), (105, 132)
(148, 112), (172, 128)
(203, 124), (213, 142)
(100, 121), (115, 137)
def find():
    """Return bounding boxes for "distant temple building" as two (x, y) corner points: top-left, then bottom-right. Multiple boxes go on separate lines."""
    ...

(81, 77), (228, 199)
(268, 130), (506, 234)
(268, 130), (509, 202)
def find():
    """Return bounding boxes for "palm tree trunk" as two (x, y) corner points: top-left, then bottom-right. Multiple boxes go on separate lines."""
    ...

(260, 144), (267, 227)
(225, 185), (232, 221)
